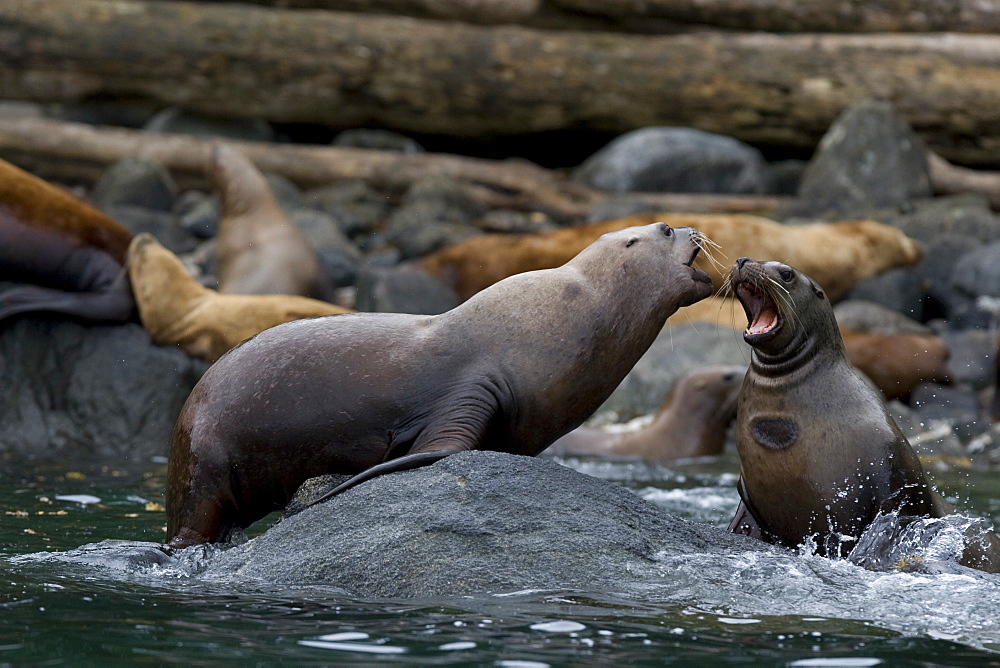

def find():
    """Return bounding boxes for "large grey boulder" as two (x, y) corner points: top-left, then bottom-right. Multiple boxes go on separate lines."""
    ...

(792, 101), (932, 218)
(0, 317), (206, 477)
(203, 451), (767, 596)
(574, 127), (771, 194)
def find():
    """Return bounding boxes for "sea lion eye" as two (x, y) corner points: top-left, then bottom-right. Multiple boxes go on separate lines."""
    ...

(779, 269), (794, 282)
(625, 237), (639, 247)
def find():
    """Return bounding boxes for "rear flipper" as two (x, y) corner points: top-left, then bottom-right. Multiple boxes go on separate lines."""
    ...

(307, 449), (458, 508)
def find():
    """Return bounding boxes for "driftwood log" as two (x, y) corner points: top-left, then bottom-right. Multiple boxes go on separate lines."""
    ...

(4, 1), (1000, 163)
(0, 116), (785, 220)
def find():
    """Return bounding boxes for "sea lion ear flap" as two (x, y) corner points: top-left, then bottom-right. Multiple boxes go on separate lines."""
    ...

(811, 279), (825, 300)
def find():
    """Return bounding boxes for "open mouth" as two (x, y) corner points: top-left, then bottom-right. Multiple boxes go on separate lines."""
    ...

(684, 244), (700, 267)
(735, 280), (780, 339)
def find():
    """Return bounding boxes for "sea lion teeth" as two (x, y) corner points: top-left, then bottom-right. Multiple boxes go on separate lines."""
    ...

(727, 257), (1000, 574)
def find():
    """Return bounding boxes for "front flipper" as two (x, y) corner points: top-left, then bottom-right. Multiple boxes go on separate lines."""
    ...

(307, 449), (460, 508)
(726, 476), (767, 540)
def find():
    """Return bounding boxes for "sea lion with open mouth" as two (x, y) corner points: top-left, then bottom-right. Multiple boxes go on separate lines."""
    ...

(727, 257), (1000, 573)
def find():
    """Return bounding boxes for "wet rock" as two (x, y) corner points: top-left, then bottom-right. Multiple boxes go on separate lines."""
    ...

(91, 158), (178, 213)
(385, 176), (485, 258)
(833, 300), (931, 335)
(910, 383), (981, 423)
(332, 128), (424, 153)
(597, 323), (750, 420)
(263, 174), (306, 214)
(844, 267), (924, 322)
(939, 329), (996, 390)
(144, 107), (275, 143)
(0, 316), (206, 478)
(767, 159), (807, 196)
(791, 101), (932, 218)
(304, 180), (390, 239)
(173, 190), (220, 239)
(574, 127), (771, 194)
(288, 209), (363, 288)
(202, 450), (769, 596)
(888, 195), (1000, 245)
(104, 205), (196, 255)
(952, 241), (1000, 299)
(354, 262), (461, 315)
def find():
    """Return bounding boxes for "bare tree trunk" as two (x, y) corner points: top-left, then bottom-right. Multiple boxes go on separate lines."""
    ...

(189, 0), (1000, 33)
(4, 1), (1000, 163)
(0, 115), (786, 220)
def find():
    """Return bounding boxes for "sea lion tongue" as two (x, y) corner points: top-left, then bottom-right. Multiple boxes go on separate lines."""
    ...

(737, 281), (779, 337)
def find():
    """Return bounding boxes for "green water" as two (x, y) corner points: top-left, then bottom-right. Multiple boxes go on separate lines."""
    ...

(3, 457), (1000, 665)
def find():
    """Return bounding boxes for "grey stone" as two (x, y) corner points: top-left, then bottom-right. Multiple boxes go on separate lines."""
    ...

(0, 317), (206, 478)
(91, 158), (178, 213)
(332, 128), (424, 154)
(792, 101), (932, 218)
(304, 180), (390, 239)
(574, 127), (771, 194)
(386, 176), (485, 258)
(354, 263), (461, 315)
(952, 241), (1000, 299)
(889, 195), (1000, 245)
(598, 323), (751, 420)
(910, 383), (980, 424)
(833, 300), (931, 335)
(584, 195), (664, 223)
(173, 190), (220, 239)
(939, 329), (997, 390)
(288, 209), (363, 287)
(144, 107), (275, 143)
(103, 205), (196, 255)
(202, 450), (769, 596)
(844, 267), (925, 322)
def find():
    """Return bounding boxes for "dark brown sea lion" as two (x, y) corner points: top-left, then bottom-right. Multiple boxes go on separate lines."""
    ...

(840, 328), (952, 402)
(209, 144), (335, 301)
(418, 212), (921, 302)
(127, 234), (351, 362)
(0, 157), (135, 323)
(165, 223), (714, 547)
(544, 365), (744, 463)
(727, 258), (1000, 573)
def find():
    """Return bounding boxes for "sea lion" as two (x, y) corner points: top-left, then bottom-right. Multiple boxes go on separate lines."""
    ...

(0, 157), (135, 323)
(727, 257), (1000, 572)
(209, 144), (335, 301)
(165, 222), (714, 547)
(418, 212), (921, 302)
(127, 233), (350, 362)
(544, 365), (745, 463)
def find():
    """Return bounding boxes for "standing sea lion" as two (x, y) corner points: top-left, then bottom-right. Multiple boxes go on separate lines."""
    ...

(0, 157), (135, 323)
(727, 258), (1000, 572)
(209, 144), (335, 301)
(127, 233), (351, 362)
(166, 223), (714, 547)
(544, 365), (745, 463)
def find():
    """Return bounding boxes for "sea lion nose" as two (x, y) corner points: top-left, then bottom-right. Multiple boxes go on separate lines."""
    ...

(736, 257), (751, 269)
(656, 222), (673, 237)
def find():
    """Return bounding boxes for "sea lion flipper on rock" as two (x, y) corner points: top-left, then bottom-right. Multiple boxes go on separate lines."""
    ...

(165, 223), (714, 546)
(308, 450), (459, 507)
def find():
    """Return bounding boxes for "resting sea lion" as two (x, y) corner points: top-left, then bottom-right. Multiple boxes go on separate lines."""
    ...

(210, 144), (335, 301)
(544, 365), (744, 463)
(165, 223), (714, 547)
(418, 212), (921, 302)
(127, 233), (350, 362)
(727, 258), (1000, 572)
(0, 157), (135, 323)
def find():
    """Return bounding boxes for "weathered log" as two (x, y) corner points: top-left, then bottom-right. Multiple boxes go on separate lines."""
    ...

(551, 0), (1000, 34)
(0, 116), (785, 220)
(5, 2), (1000, 164)
(191, 0), (1000, 34)
(928, 152), (1000, 210)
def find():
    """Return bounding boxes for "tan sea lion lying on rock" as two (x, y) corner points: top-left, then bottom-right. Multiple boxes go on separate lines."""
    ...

(127, 233), (350, 362)
(418, 212), (922, 302)
(165, 223), (714, 547)
(727, 258), (1000, 573)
